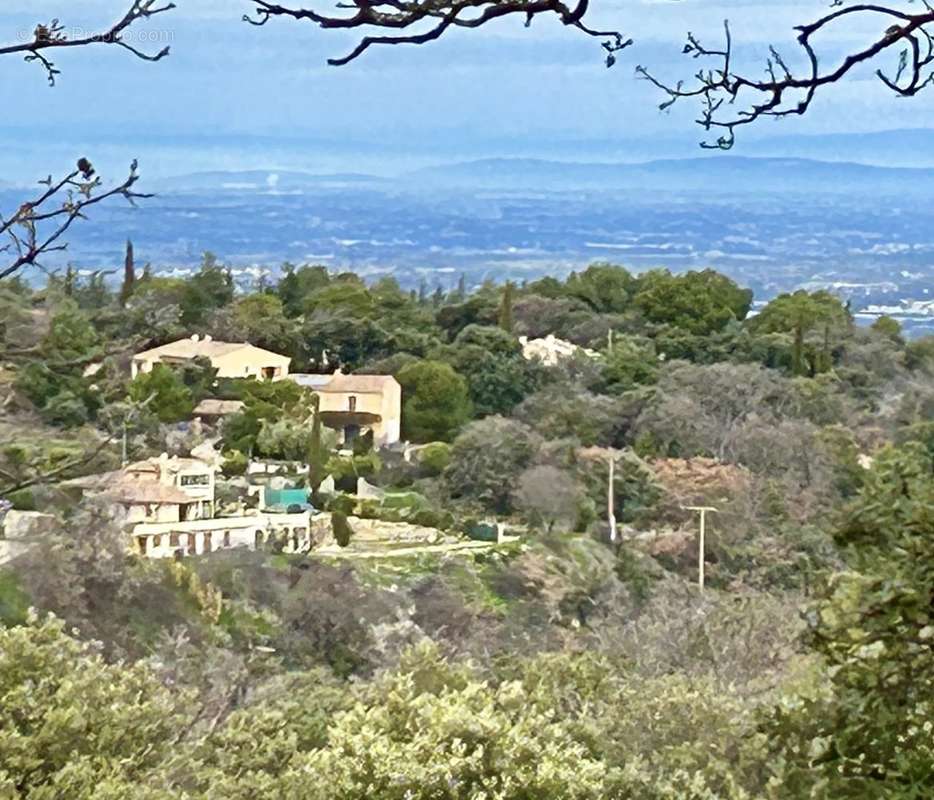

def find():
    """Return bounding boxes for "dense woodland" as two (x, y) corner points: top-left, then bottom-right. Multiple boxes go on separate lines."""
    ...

(1, 254), (933, 799)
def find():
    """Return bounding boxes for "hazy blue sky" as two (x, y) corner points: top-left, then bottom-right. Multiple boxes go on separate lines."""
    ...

(2, 0), (932, 180)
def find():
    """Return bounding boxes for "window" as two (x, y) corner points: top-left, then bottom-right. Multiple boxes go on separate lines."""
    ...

(170, 533), (180, 547)
(223, 531), (231, 548)
(153, 535), (162, 548)
(203, 531), (213, 553)
(181, 474), (210, 487)
(348, 395), (357, 412)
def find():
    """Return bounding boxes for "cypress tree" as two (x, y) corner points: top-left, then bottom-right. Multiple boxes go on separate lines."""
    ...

(307, 394), (328, 500)
(63, 265), (75, 297)
(498, 280), (515, 333)
(119, 239), (136, 307)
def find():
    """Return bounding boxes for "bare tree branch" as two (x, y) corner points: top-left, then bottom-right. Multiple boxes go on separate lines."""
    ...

(0, 3), (178, 281)
(0, 431), (119, 496)
(244, 0), (631, 67)
(0, 0), (176, 86)
(0, 160), (152, 281)
(636, 4), (934, 149)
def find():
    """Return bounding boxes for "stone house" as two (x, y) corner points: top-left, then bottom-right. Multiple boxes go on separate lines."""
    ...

(132, 335), (291, 381)
(64, 454), (314, 559)
(291, 370), (402, 447)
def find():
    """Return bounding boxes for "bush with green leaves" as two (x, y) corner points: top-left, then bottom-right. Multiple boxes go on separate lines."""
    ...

(416, 441), (453, 476)
(128, 363), (195, 424)
(221, 449), (248, 477)
(445, 416), (541, 514)
(764, 442), (934, 797)
(0, 616), (191, 799)
(332, 512), (354, 548)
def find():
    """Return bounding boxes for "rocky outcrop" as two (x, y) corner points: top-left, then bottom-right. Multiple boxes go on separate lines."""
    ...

(0, 510), (57, 564)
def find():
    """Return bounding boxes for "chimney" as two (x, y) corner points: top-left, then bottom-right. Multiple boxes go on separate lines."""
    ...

(190, 334), (200, 342)
(204, 334), (213, 342)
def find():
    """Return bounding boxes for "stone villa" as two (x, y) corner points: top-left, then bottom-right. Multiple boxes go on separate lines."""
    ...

(132, 335), (291, 381)
(291, 371), (402, 447)
(64, 454), (315, 559)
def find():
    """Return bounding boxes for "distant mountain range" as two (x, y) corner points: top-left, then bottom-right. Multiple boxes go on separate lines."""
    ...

(406, 156), (934, 195)
(146, 155), (934, 197)
(4, 147), (932, 340)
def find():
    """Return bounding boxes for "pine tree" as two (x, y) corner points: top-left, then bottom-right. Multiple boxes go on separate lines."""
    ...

(119, 239), (136, 307)
(63, 265), (75, 297)
(498, 280), (515, 333)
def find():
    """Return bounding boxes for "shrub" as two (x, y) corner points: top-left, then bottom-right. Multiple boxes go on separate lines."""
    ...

(417, 442), (452, 476)
(332, 512), (354, 548)
(327, 494), (357, 516)
(222, 449), (248, 477)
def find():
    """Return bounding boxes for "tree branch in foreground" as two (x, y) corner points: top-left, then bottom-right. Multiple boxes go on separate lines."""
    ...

(245, 0), (631, 67)
(0, 1), (176, 86)
(0, 160), (151, 281)
(637, 4), (934, 149)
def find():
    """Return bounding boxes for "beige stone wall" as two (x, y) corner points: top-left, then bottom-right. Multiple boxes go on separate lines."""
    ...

(212, 350), (291, 381)
(317, 382), (402, 446)
(132, 512), (316, 558)
(132, 348), (290, 381)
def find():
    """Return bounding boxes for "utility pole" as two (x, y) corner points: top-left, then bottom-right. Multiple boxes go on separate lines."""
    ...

(608, 453), (617, 543)
(683, 506), (718, 590)
(607, 328), (614, 355)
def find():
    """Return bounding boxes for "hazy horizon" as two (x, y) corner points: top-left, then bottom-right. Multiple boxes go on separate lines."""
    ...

(5, 1), (934, 182)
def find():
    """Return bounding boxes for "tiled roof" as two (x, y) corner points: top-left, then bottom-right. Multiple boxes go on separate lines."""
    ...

(134, 338), (289, 363)
(63, 471), (192, 505)
(291, 373), (399, 394)
(100, 479), (192, 505)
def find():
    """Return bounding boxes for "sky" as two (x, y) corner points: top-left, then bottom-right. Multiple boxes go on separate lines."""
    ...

(1, 0), (933, 181)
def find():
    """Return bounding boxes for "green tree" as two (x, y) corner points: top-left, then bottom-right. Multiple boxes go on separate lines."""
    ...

(599, 335), (658, 393)
(222, 378), (315, 455)
(498, 280), (515, 333)
(277, 264), (331, 317)
(750, 290), (850, 376)
(0, 616), (191, 798)
(445, 416), (541, 513)
(119, 239), (136, 308)
(208, 293), (297, 356)
(180, 252), (235, 326)
(769, 442), (934, 797)
(128, 364), (194, 423)
(871, 314), (904, 344)
(564, 262), (637, 314)
(440, 324), (544, 416)
(307, 393), (329, 494)
(397, 360), (473, 443)
(633, 269), (753, 336)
